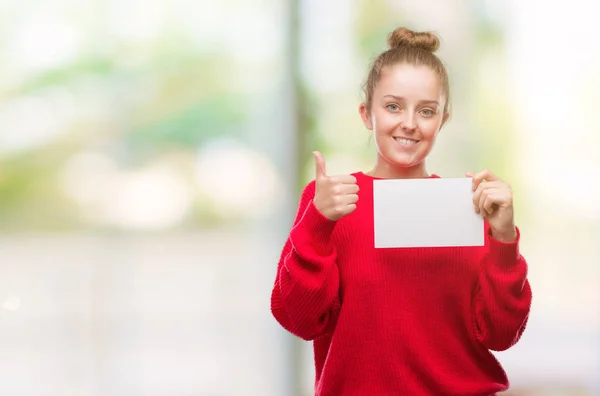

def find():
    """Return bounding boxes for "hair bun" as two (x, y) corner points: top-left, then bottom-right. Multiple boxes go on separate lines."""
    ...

(387, 27), (440, 52)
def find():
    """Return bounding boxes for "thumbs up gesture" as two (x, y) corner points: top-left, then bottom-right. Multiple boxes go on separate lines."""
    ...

(312, 151), (359, 221)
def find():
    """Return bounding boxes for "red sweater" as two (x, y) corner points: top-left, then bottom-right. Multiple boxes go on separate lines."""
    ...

(270, 171), (532, 396)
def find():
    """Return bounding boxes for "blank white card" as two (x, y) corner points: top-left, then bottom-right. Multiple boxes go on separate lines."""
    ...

(373, 178), (484, 248)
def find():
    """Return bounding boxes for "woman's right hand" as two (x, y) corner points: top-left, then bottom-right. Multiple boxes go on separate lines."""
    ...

(312, 151), (359, 221)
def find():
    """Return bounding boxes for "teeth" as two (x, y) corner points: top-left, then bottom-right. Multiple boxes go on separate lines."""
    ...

(394, 137), (418, 145)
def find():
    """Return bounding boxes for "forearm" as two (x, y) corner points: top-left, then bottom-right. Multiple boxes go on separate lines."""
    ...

(271, 197), (341, 340)
(473, 227), (533, 351)
(272, 255), (341, 340)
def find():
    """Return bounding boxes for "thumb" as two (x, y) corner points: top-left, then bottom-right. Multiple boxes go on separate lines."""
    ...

(465, 171), (475, 191)
(313, 151), (327, 180)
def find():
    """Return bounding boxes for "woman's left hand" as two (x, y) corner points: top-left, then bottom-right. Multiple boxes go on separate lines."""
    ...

(466, 169), (517, 243)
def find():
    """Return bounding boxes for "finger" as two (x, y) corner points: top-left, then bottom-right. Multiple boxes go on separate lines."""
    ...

(478, 187), (502, 215)
(475, 181), (509, 201)
(343, 194), (359, 205)
(331, 201), (357, 218)
(472, 179), (502, 205)
(482, 194), (496, 215)
(472, 176), (484, 192)
(472, 184), (486, 212)
(313, 151), (327, 180)
(329, 174), (357, 185)
(465, 172), (476, 190)
(345, 203), (357, 215)
(473, 168), (501, 187)
(473, 183), (498, 212)
(477, 189), (487, 215)
(474, 181), (502, 197)
(335, 183), (359, 195)
(471, 171), (487, 192)
(333, 193), (359, 206)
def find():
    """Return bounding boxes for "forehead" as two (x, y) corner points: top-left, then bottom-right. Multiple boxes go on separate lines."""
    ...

(376, 64), (443, 99)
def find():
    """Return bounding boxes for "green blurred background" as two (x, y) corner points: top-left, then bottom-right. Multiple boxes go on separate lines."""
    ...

(0, 0), (598, 395)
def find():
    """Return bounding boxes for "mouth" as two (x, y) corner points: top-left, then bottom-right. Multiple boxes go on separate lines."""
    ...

(393, 137), (420, 146)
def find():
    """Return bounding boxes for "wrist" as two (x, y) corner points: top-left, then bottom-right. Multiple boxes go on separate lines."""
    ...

(491, 226), (517, 243)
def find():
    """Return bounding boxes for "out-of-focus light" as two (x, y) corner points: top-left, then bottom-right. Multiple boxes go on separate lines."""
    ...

(301, 0), (356, 94)
(2, 295), (21, 311)
(505, 2), (600, 221)
(304, 152), (366, 179)
(480, 0), (510, 26)
(60, 152), (193, 230)
(107, 0), (164, 42)
(9, 14), (79, 73)
(196, 140), (284, 220)
(60, 151), (119, 207)
(0, 95), (70, 155)
(539, 165), (600, 221)
(106, 165), (192, 230)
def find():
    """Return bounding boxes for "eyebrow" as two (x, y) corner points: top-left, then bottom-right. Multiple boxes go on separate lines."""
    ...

(383, 95), (439, 106)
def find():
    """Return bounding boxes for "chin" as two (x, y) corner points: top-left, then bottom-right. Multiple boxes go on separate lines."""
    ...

(387, 154), (426, 169)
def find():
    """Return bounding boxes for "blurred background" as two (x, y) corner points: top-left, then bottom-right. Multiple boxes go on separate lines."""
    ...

(0, 0), (598, 395)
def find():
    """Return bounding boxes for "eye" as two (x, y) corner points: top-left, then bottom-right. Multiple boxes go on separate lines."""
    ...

(386, 104), (400, 112)
(420, 108), (435, 116)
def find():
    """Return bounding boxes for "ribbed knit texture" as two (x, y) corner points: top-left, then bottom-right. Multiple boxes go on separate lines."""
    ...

(270, 171), (532, 396)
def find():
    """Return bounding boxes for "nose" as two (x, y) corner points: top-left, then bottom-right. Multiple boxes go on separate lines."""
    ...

(400, 113), (416, 131)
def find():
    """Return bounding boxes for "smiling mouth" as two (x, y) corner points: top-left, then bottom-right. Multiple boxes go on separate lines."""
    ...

(393, 137), (420, 146)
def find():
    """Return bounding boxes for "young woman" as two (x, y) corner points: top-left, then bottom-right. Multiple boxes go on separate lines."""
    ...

(270, 27), (532, 396)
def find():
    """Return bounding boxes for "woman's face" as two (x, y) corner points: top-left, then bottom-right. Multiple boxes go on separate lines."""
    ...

(360, 63), (449, 177)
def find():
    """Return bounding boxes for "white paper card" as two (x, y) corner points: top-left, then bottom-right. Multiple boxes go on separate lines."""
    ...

(373, 178), (484, 248)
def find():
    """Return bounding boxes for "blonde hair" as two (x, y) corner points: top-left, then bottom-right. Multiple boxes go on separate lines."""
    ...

(363, 27), (450, 114)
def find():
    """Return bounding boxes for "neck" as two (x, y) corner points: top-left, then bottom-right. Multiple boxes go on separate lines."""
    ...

(367, 158), (429, 179)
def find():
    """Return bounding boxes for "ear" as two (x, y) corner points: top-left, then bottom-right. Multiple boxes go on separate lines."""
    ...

(359, 102), (373, 130)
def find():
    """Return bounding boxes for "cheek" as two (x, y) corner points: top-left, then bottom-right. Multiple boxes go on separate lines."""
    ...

(419, 119), (442, 138)
(372, 112), (395, 133)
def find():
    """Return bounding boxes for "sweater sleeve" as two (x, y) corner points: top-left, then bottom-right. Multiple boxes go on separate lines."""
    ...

(472, 224), (533, 351)
(270, 181), (342, 341)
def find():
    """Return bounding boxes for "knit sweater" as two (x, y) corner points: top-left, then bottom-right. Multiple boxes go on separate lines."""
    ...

(270, 171), (532, 396)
